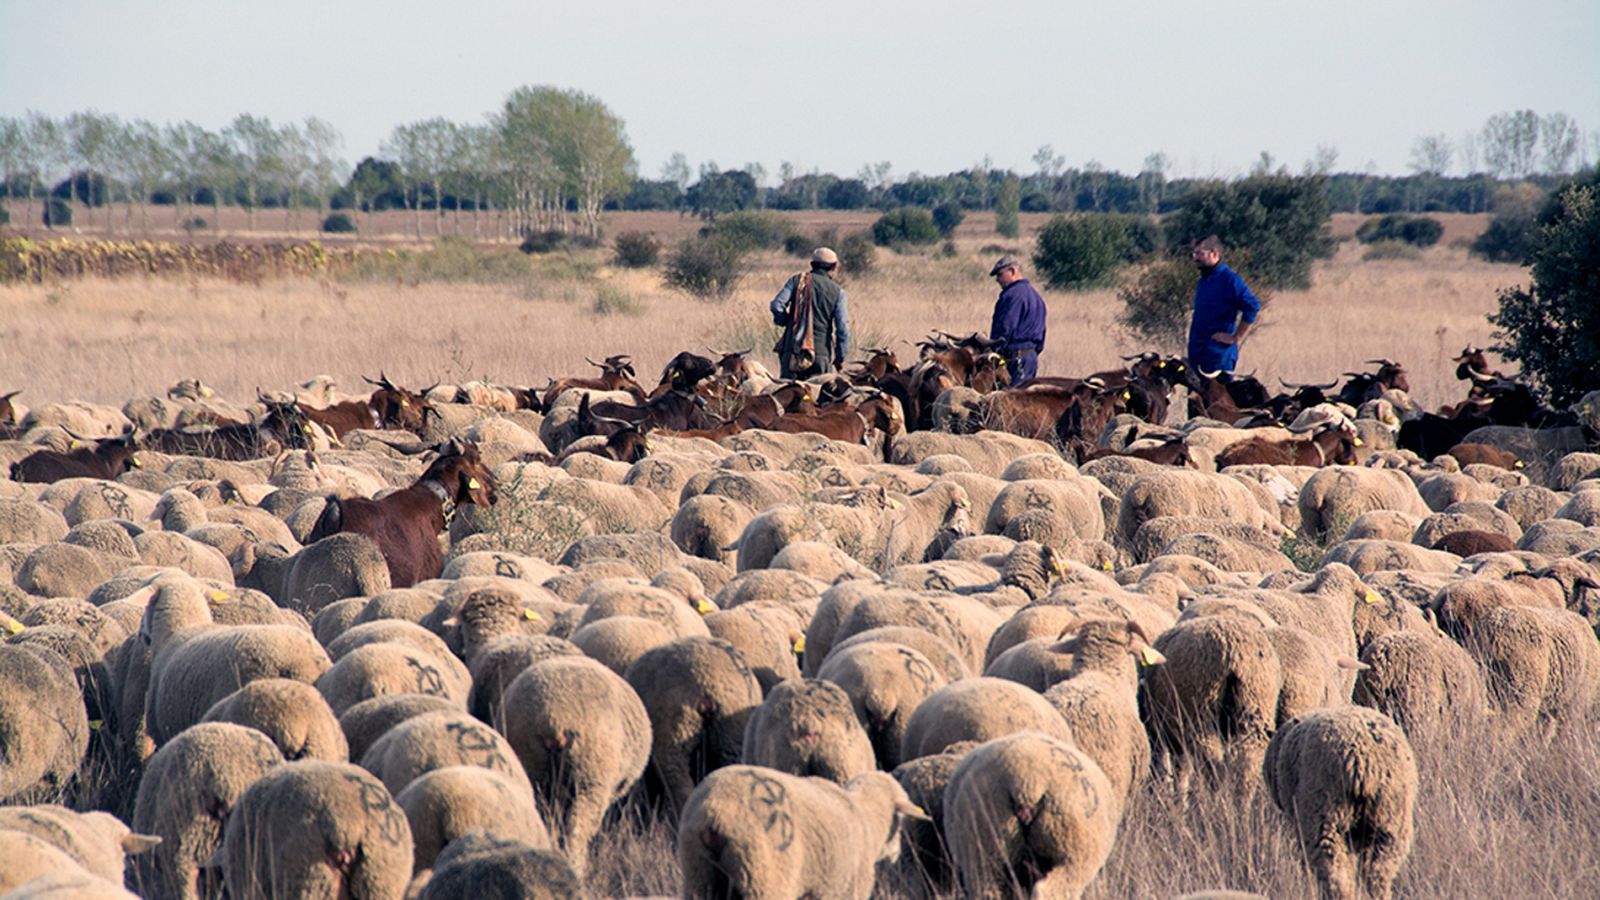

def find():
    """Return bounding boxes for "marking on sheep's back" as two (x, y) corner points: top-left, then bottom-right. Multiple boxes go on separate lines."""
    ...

(405, 658), (446, 696)
(742, 770), (796, 852)
(344, 772), (408, 844)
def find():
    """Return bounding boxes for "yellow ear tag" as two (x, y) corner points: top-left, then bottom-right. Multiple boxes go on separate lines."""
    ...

(4, 617), (23, 634)
(69, 440), (81, 449)
(129, 457), (141, 468)
(400, 399), (409, 407)
(303, 425), (313, 433)
(1363, 589), (1382, 606)
(89, 719), (104, 731)
(956, 498), (971, 509)
(1514, 460), (1525, 469)
(645, 440), (655, 451)
(911, 804), (928, 818)
(207, 590), (229, 605)
(1122, 391), (1131, 400)
(1353, 437), (1365, 447)
(522, 608), (541, 621)
(889, 499), (901, 509)
(1100, 560), (1113, 572)
(695, 598), (715, 615)
(468, 478), (481, 490)
(793, 636), (806, 654)
(1139, 646), (1166, 666)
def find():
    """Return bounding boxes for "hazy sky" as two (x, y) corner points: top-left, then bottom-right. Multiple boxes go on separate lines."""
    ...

(4, 0), (1598, 181)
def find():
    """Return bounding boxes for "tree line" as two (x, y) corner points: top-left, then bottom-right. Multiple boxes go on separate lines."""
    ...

(0, 100), (1591, 236)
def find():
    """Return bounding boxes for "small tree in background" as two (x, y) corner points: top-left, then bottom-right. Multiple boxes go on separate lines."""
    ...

(1116, 257), (1197, 350)
(1032, 214), (1130, 289)
(1488, 170), (1600, 407)
(871, 208), (939, 247)
(1471, 182), (1546, 263)
(1163, 174), (1334, 289)
(994, 175), (1021, 238)
(613, 230), (661, 268)
(932, 202), (965, 237)
(663, 236), (746, 300)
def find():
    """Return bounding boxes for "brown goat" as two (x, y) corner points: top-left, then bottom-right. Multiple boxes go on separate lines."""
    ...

(1215, 423), (1359, 468)
(10, 433), (140, 483)
(541, 355), (647, 409)
(308, 440), (497, 587)
(1431, 530), (1516, 557)
(1446, 442), (1524, 471)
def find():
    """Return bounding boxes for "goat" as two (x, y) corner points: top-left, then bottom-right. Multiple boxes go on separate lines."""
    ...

(11, 431), (140, 483)
(1215, 421), (1360, 468)
(364, 373), (436, 434)
(308, 439), (497, 587)
(541, 355), (647, 410)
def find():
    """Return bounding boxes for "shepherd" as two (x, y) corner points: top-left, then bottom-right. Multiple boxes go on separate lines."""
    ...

(770, 246), (852, 379)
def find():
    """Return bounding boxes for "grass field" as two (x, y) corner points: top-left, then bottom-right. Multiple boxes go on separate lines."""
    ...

(0, 208), (1518, 414)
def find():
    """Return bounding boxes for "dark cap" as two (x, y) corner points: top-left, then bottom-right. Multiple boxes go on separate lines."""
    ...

(989, 255), (1021, 276)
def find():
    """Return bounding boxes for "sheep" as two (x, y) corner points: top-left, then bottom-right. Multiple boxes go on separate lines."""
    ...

(0, 643), (89, 804)
(815, 637), (951, 770)
(325, 618), (465, 675)
(0, 830), (108, 894)
(13, 541), (117, 598)
(832, 589), (1004, 676)
(1341, 509), (1424, 543)
(0, 497), (70, 544)
(130, 722), (286, 900)
(407, 835), (584, 899)
(218, 759), (413, 900)
(899, 677), (1074, 763)
(199, 678), (349, 762)
(281, 532), (394, 615)
(1321, 538), (1460, 576)
(498, 655), (650, 875)
(710, 568), (827, 615)
(942, 731), (1120, 900)
(678, 766), (924, 900)
(394, 765), (550, 873)
(1298, 467), (1431, 541)
(0, 805), (160, 886)
(890, 740), (978, 888)
(986, 478), (1108, 545)
(359, 707), (532, 804)
(140, 583), (333, 745)
(705, 604), (806, 693)
(624, 636), (765, 812)
(573, 579), (713, 641)
(769, 540), (878, 582)
(569, 614), (677, 676)
(465, 633), (582, 726)
(1040, 619), (1165, 807)
(1142, 614), (1283, 793)
(337, 693), (460, 764)
(741, 678), (875, 783)
(730, 487), (894, 572)
(450, 581), (569, 666)
(1116, 468), (1285, 550)
(1465, 604), (1600, 738)
(1518, 519), (1600, 556)
(1264, 707), (1418, 900)
(3, 867), (143, 898)
(315, 641), (471, 717)
(1352, 630), (1490, 745)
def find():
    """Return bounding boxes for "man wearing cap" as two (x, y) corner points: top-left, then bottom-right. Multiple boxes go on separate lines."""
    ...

(988, 255), (1048, 385)
(1187, 235), (1262, 375)
(770, 247), (851, 379)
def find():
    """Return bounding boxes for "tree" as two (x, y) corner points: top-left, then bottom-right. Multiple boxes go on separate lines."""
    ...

(1032, 214), (1130, 289)
(495, 86), (563, 236)
(224, 114), (283, 231)
(685, 168), (756, 220)
(547, 90), (635, 236)
(1488, 169), (1600, 406)
(870, 208), (939, 247)
(822, 178), (869, 210)
(1164, 173), (1335, 290)
(994, 175), (1021, 238)
(661, 152), (691, 192)
(301, 117), (345, 224)
(1408, 134), (1453, 176)
(1540, 113), (1581, 175)
(1307, 144), (1339, 176)
(1137, 151), (1170, 213)
(65, 110), (120, 231)
(1481, 110), (1541, 179)
(118, 119), (171, 231)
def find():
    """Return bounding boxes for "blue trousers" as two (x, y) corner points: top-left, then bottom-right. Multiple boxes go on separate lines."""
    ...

(1006, 350), (1038, 386)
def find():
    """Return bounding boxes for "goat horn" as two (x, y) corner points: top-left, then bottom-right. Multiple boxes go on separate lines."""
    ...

(585, 357), (603, 368)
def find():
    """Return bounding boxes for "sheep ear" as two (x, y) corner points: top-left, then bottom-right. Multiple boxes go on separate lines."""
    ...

(122, 833), (163, 854)
(897, 799), (933, 822)
(1337, 657), (1370, 672)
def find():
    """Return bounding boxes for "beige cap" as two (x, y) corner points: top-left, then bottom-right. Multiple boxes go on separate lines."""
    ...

(812, 247), (839, 265)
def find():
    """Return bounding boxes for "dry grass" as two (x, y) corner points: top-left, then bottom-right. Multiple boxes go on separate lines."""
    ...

(0, 222), (1520, 413)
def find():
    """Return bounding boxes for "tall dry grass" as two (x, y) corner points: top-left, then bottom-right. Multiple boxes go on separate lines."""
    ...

(0, 232), (1520, 413)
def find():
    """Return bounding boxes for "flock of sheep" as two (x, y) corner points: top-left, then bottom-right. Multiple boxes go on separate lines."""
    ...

(0, 360), (1598, 900)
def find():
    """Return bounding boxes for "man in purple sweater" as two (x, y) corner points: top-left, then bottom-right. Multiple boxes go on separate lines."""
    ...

(988, 255), (1048, 385)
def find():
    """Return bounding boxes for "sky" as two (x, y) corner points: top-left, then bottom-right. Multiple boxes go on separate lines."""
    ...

(3, 0), (1598, 182)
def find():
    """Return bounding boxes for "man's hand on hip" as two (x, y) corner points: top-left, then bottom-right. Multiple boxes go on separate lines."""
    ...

(1210, 332), (1238, 345)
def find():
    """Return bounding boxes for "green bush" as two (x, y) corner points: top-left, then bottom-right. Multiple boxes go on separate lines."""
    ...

(519, 230), (568, 254)
(1120, 215), (1165, 262)
(1164, 174), (1335, 290)
(1116, 256), (1197, 350)
(837, 230), (877, 275)
(871, 208), (940, 247)
(320, 213), (356, 233)
(932, 202), (965, 237)
(182, 216), (207, 232)
(1361, 241), (1422, 261)
(782, 234), (812, 257)
(1355, 214), (1442, 247)
(1488, 171), (1600, 406)
(709, 210), (795, 252)
(1032, 214), (1130, 289)
(613, 230), (661, 268)
(43, 198), (72, 228)
(592, 283), (644, 316)
(0, 206), (9, 227)
(663, 236), (746, 300)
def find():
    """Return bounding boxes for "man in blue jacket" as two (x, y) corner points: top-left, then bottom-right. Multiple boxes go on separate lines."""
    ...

(988, 255), (1048, 385)
(1186, 235), (1262, 374)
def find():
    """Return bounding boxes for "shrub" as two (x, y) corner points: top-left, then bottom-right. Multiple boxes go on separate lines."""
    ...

(1121, 215), (1165, 262)
(182, 216), (207, 232)
(663, 236), (746, 300)
(51, 171), (109, 207)
(1164, 174), (1335, 289)
(1355, 213), (1443, 247)
(782, 233), (812, 257)
(1488, 171), (1600, 407)
(1470, 184), (1546, 263)
(871, 208), (940, 247)
(43, 198), (72, 228)
(0, 206), (8, 227)
(932, 202), (965, 237)
(837, 230), (876, 276)
(593, 283), (644, 316)
(1361, 240), (1422, 261)
(709, 210), (795, 252)
(994, 176), (1021, 238)
(1032, 214), (1130, 289)
(1116, 256), (1196, 350)
(320, 213), (356, 234)
(519, 230), (567, 254)
(613, 230), (661, 268)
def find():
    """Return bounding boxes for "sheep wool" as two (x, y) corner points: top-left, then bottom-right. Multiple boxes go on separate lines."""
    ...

(394, 765), (551, 873)
(741, 679), (876, 784)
